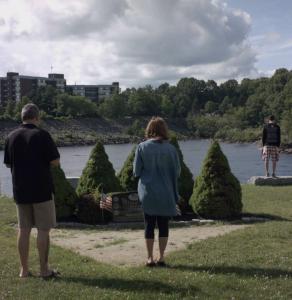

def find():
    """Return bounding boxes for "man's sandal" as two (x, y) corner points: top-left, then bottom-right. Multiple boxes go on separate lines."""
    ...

(41, 270), (60, 279)
(156, 261), (167, 267)
(145, 262), (156, 267)
(19, 271), (33, 278)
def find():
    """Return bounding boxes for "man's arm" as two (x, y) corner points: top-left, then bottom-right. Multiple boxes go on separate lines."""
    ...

(4, 138), (11, 168)
(50, 159), (60, 167)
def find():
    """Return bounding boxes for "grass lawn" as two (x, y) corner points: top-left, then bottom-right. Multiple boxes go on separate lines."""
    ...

(1, 185), (292, 299)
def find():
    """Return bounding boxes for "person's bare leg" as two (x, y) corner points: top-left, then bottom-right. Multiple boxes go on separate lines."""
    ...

(145, 239), (155, 263)
(272, 161), (277, 176)
(265, 160), (269, 176)
(37, 229), (51, 276)
(18, 228), (31, 277)
(158, 237), (168, 262)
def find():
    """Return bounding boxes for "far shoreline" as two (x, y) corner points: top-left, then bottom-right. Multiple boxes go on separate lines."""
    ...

(0, 117), (291, 153)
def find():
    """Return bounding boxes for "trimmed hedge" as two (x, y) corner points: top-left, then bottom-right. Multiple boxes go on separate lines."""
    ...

(189, 140), (242, 219)
(76, 190), (112, 224)
(51, 165), (78, 220)
(117, 146), (138, 191)
(76, 140), (121, 196)
(169, 134), (194, 212)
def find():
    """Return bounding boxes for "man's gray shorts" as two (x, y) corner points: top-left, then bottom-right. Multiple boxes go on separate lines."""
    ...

(16, 199), (57, 230)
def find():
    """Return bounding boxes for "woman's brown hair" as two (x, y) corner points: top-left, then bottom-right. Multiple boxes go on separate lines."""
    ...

(145, 117), (169, 140)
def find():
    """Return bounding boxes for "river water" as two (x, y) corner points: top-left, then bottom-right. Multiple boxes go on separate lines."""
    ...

(1, 139), (292, 197)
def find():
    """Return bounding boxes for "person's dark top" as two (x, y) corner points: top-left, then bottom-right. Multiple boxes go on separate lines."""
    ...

(262, 123), (281, 147)
(4, 123), (60, 204)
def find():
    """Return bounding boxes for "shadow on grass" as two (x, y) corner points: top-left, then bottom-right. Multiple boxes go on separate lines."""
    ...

(59, 275), (199, 296)
(168, 264), (292, 278)
(228, 213), (291, 225)
(55, 213), (291, 231)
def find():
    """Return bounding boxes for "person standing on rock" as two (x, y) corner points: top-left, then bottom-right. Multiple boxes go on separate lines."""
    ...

(4, 103), (60, 278)
(262, 115), (281, 177)
(133, 117), (181, 267)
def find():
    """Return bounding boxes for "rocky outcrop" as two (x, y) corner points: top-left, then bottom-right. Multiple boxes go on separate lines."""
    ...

(0, 117), (193, 149)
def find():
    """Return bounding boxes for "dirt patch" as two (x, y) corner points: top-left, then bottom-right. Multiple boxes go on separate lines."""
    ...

(47, 224), (248, 266)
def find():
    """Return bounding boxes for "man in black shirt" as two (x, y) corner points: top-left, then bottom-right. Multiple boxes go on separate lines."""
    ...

(4, 103), (60, 278)
(262, 115), (281, 177)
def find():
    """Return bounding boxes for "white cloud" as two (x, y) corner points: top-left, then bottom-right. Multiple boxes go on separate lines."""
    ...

(0, 0), (257, 87)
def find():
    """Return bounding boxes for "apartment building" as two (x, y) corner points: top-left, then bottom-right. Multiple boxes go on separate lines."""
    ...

(0, 72), (66, 105)
(0, 71), (119, 105)
(67, 82), (119, 103)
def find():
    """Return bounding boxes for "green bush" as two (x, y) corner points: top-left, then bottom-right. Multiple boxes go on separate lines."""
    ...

(51, 165), (78, 220)
(117, 146), (139, 191)
(76, 140), (121, 196)
(169, 134), (194, 212)
(215, 126), (261, 143)
(189, 140), (242, 219)
(76, 190), (112, 224)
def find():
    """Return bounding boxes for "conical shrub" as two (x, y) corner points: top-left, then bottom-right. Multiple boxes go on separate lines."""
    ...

(189, 140), (242, 219)
(77, 189), (112, 225)
(117, 146), (139, 191)
(51, 165), (78, 220)
(169, 134), (194, 210)
(76, 140), (121, 196)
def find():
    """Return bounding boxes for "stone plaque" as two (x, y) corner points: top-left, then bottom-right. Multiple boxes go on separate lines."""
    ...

(111, 191), (143, 222)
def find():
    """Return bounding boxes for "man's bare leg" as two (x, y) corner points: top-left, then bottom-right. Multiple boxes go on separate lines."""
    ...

(265, 160), (270, 176)
(272, 161), (277, 177)
(37, 229), (52, 276)
(18, 228), (31, 277)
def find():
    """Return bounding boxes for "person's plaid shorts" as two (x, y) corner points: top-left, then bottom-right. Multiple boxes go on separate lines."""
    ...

(262, 146), (279, 162)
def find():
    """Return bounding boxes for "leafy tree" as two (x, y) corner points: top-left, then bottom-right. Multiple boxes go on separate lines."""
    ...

(128, 87), (161, 116)
(204, 101), (218, 114)
(55, 94), (97, 117)
(190, 140), (242, 219)
(219, 96), (233, 114)
(98, 94), (128, 119)
(4, 100), (15, 119)
(157, 82), (170, 94)
(281, 109), (292, 144)
(31, 86), (58, 115)
(76, 140), (121, 196)
(117, 146), (138, 191)
(188, 115), (220, 138)
(161, 95), (175, 117)
(13, 96), (31, 120)
(220, 79), (238, 100)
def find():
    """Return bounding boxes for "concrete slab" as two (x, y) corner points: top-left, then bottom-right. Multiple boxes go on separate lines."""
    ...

(248, 176), (292, 186)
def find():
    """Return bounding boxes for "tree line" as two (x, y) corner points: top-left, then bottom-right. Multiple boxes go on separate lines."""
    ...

(1, 68), (292, 144)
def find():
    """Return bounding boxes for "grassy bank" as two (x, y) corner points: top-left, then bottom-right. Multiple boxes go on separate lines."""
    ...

(1, 185), (292, 299)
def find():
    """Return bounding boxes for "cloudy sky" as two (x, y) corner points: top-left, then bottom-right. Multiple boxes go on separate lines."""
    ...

(0, 0), (291, 88)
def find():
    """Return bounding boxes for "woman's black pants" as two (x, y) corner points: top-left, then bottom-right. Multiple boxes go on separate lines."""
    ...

(144, 214), (169, 239)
